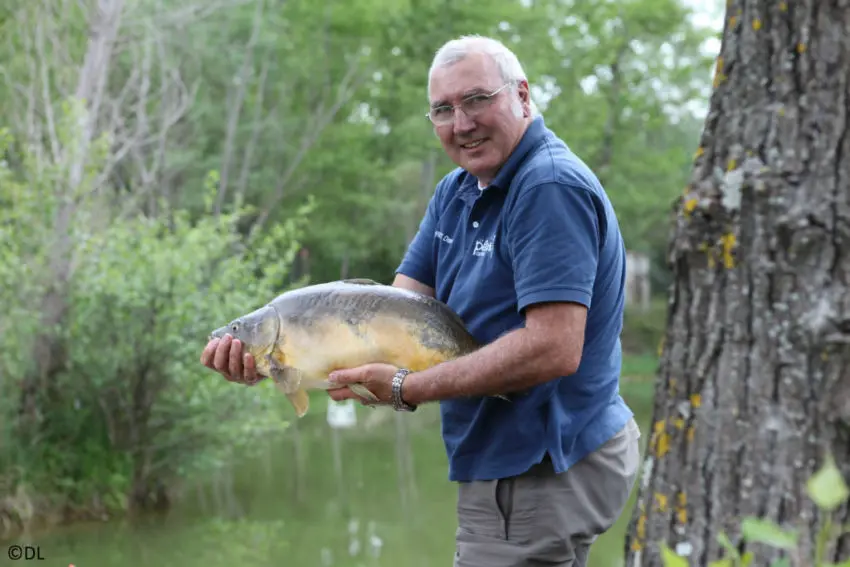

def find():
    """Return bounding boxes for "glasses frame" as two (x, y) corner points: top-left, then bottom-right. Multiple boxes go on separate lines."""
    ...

(425, 83), (513, 126)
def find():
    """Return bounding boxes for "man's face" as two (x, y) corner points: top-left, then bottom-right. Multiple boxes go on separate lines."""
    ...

(428, 52), (530, 184)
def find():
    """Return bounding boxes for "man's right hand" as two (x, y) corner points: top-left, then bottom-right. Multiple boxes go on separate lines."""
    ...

(200, 334), (263, 385)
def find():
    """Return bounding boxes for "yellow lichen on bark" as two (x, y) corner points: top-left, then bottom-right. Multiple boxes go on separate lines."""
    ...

(654, 493), (668, 513)
(675, 492), (688, 525)
(632, 509), (647, 551)
(652, 420), (670, 457)
(721, 233), (737, 268)
(713, 56), (726, 87)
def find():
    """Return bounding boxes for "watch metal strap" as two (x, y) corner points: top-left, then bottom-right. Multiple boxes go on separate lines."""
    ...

(391, 368), (416, 412)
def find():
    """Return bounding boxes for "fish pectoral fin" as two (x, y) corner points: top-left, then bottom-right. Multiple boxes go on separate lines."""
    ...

(265, 357), (312, 417)
(340, 278), (381, 286)
(266, 355), (303, 394)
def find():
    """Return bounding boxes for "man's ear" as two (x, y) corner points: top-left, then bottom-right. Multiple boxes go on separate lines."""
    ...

(516, 79), (531, 116)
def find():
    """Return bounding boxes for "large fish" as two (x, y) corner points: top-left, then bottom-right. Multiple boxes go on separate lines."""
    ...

(208, 278), (502, 417)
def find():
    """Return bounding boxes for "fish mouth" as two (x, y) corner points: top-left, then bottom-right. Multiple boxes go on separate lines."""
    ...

(206, 304), (281, 357)
(209, 326), (229, 341)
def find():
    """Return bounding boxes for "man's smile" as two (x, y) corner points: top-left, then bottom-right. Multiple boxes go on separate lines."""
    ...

(460, 138), (487, 150)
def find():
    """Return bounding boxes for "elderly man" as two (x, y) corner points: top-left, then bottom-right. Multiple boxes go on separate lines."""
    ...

(201, 35), (640, 567)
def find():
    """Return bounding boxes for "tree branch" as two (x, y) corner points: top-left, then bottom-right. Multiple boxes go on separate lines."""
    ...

(213, 0), (265, 216)
(234, 55), (270, 208)
(249, 49), (371, 235)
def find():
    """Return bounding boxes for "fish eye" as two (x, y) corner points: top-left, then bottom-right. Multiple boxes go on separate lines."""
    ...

(231, 322), (240, 332)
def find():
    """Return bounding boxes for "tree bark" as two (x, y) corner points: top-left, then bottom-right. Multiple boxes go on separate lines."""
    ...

(623, 1), (850, 566)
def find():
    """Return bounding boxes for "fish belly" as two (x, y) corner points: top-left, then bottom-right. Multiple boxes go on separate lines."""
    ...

(284, 314), (456, 377)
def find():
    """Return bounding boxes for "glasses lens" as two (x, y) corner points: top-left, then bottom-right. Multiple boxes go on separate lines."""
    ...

(462, 96), (491, 115)
(430, 108), (452, 125)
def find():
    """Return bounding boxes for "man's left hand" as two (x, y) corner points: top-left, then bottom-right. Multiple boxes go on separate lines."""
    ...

(327, 363), (399, 405)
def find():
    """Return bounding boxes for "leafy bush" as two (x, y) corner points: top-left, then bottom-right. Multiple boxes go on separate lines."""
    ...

(0, 123), (313, 519)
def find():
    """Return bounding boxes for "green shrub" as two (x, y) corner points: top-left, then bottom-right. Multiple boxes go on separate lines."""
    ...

(0, 121), (312, 519)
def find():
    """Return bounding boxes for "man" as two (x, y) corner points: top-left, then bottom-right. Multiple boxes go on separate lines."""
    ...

(201, 35), (640, 567)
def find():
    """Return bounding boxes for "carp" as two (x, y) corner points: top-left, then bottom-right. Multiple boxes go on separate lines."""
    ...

(208, 278), (499, 417)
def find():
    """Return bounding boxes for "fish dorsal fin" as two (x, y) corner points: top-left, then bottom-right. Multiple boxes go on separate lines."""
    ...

(340, 278), (381, 286)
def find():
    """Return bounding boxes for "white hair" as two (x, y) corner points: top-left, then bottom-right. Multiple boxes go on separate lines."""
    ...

(428, 34), (539, 117)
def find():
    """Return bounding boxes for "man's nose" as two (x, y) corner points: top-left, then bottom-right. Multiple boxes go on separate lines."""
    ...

(452, 108), (476, 134)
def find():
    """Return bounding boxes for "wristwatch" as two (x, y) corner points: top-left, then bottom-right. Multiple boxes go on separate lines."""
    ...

(391, 368), (417, 412)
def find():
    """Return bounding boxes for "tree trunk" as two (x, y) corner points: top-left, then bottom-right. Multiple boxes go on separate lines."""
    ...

(22, 0), (126, 434)
(623, 1), (850, 566)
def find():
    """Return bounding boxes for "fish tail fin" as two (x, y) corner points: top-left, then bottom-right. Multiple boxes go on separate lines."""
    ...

(274, 381), (311, 417)
(349, 383), (380, 403)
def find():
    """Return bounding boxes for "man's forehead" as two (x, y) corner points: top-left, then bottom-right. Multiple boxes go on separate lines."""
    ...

(428, 54), (501, 104)
(429, 84), (494, 107)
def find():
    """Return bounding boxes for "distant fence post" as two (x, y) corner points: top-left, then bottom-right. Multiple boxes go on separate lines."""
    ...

(625, 250), (651, 311)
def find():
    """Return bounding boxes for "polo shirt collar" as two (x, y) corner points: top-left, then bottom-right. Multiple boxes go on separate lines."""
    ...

(457, 116), (548, 202)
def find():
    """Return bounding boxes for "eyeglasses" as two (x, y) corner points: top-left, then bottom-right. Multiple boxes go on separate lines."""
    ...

(425, 83), (513, 126)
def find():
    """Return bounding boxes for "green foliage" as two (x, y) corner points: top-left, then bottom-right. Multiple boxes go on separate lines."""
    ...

(0, 118), (310, 515)
(659, 454), (850, 567)
(0, 0), (720, 538)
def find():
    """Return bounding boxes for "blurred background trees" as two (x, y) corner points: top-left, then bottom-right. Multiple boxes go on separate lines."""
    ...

(0, 0), (721, 565)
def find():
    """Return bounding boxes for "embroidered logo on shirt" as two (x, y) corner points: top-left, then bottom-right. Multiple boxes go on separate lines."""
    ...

(434, 230), (454, 244)
(472, 234), (496, 257)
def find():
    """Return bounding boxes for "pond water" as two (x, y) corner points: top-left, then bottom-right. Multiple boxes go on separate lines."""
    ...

(7, 381), (654, 567)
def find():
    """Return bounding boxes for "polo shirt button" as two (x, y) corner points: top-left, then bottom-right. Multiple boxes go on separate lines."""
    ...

(472, 221), (479, 228)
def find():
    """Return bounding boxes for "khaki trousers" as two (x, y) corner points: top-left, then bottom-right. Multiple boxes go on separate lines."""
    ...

(453, 417), (641, 567)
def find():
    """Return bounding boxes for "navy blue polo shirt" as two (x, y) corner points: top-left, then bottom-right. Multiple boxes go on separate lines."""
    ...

(396, 116), (634, 482)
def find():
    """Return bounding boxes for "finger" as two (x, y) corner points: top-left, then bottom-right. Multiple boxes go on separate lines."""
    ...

(213, 335), (233, 376)
(243, 356), (266, 386)
(328, 386), (378, 407)
(228, 339), (244, 381)
(200, 339), (219, 368)
(243, 353), (259, 382)
(327, 386), (358, 402)
(328, 366), (367, 386)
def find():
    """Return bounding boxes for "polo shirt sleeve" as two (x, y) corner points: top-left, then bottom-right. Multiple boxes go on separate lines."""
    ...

(506, 182), (603, 313)
(395, 192), (439, 288)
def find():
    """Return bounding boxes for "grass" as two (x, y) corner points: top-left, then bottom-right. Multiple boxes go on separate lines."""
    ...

(588, 353), (657, 567)
(622, 352), (661, 381)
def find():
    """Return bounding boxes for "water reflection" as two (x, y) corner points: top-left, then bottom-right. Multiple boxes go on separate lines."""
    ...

(6, 382), (652, 567)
